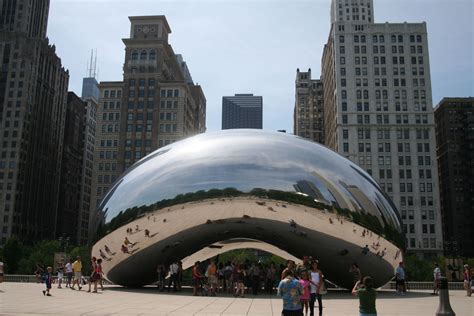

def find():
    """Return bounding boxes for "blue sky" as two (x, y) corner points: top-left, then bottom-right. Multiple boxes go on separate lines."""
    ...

(48, 0), (473, 132)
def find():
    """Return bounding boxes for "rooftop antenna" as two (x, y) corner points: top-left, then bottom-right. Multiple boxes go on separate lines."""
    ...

(88, 49), (94, 77)
(93, 49), (98, 79)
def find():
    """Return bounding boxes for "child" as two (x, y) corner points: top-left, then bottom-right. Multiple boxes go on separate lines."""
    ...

(42, 266), (53, 296)
(299, 271), (310, 316)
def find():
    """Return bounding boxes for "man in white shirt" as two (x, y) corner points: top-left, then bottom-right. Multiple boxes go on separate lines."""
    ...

(65, 259), (73, 288)
(168, 262), (179, 292)
(432, 263), (441, 295)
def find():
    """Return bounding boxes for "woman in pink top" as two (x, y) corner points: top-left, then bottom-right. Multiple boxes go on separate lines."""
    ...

(300, 271), (311, 316)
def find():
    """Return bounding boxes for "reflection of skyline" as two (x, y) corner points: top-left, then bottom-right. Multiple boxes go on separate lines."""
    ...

(293, 180), (330, 205)
(98, 130), (401, 233)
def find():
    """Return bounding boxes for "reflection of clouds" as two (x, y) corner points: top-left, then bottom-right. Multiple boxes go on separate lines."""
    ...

(101, 130), (400, 231)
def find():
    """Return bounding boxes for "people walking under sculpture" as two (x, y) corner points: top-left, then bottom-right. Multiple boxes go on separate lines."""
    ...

(249, 262), (260, 295)
(234, 264), (246, 297)
(395, 261), (406, 295)
(167, 261), (179, 292)
(278, 268), (303, 316)
(352, 276), (377, 316)
(309, 260), (324, 316)
(56, 258), (65, 289)
(299, 271), (311, 316)
(350, 263), (362, 288)
(206, 259), (218, 296)
(432, 263), (441, 295)
(156, 264), (166, 292)
(71, 256), (82, 290)
(65, 258), (73, 288)
(223, 261), (233, 293)
(42, 266), (53, 296)
(192, 261), (203, 296)
(265, 262), (277, 294)
(177, 261), (183, 291)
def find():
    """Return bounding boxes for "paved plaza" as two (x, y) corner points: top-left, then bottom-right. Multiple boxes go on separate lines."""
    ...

(0, 283), (472, 315)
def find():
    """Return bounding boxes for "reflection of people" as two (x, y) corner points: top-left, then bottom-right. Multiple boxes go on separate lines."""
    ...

(278, 268), (303, 316)
(352, 276), (377, 316)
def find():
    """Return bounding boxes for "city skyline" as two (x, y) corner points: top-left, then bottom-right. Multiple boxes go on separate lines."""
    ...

(48, 0), (473, 132)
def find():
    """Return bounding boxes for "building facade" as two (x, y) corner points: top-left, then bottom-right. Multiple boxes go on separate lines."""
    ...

(57, 92), (85, 243)
(294, 68), (324, 144)
(222, 94), (263, 130)
(90, 16), (206, 235)
(435, 97), (474, 257)
(0, 0), (69, 244)
(321, 0), (442, 256)
(118, 16), (206, 171)
(90, 82), (122, 219)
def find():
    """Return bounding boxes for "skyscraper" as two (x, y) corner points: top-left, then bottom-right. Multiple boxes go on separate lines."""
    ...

(294, 68), (324, 144)
(222, 94), (263, 129)
(0, 0), (69, 244)
(117, 16), (206, 172)
(321, 0), (442, 256)
(435, 97), (474, 257)
(90, 16), (206, 232)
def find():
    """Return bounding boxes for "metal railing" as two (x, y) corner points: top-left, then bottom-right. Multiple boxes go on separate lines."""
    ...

(381, 281), (465, 291)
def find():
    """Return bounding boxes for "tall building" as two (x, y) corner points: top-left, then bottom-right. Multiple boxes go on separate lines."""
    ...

(294, 68), (324, 143)
(435, 97), (474, 257)
(90, 82), (122, 221)
(90, 16), (206, 234)
(321, 0), (442, 256)
(57, 93), (86, 243)
(0, 0), (69, 244)
(117, 16), (206, 171)
(222, 94), (263, 129)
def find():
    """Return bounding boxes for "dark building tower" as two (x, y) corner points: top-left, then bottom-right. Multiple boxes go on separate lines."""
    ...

(57, 93), (85, 243)
(435, 97), (474, 257)
(222, 94), (263, 129)
(0, 0), (69, 244)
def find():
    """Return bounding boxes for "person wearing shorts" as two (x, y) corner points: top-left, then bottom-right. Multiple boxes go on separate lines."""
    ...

(192, 261), (203, 296)
(207, 260), (218, 296)
(65, 258), (73, 287)
(71, 256), (82, 290)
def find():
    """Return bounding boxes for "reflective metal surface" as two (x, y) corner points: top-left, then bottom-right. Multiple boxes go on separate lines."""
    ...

(93, 130), (403, 288)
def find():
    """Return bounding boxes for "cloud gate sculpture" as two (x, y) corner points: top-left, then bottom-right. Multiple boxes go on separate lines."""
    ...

(92, 130), (404, 289)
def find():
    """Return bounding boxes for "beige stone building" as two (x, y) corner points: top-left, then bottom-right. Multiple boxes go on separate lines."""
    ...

(321, 0), (442, 256)
(90, 16), (206, 231)
(294, 68), (324, 144)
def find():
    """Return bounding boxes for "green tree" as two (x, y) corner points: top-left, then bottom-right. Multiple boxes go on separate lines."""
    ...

(2, 237), (23, 273)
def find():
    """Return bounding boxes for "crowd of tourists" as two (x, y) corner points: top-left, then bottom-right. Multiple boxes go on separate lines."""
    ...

(35, 256), (104, 296)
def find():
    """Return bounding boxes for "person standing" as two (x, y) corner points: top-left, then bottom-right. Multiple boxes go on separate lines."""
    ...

(65, 258), (73, 288)
(463, 264), (471, 297)
(206, 260), (218, 296)
(192, 261), (203, 296)
(71, 256), (82, 290)
(352, 276), (377, 316)
(277, 269), (303, 316)
(296, 256), (311, 279)
(309, 260), (324, 316)
(249, 262), (261, 295)
(57, 259), (65, 289)
(156, 264), (166, 292)
(0, 257), (4, 287)
(87, 257), (98, 293)
(395, 262), (406, 295)
(168, 261), (179, 292)
(350, 263), (362, 288)
(299, 272), (311, 316)
(42, 267), (53, 296)
(432, 263), (441, 295)
(281, 260), (296, 279)
(265, 262), (277, 294)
